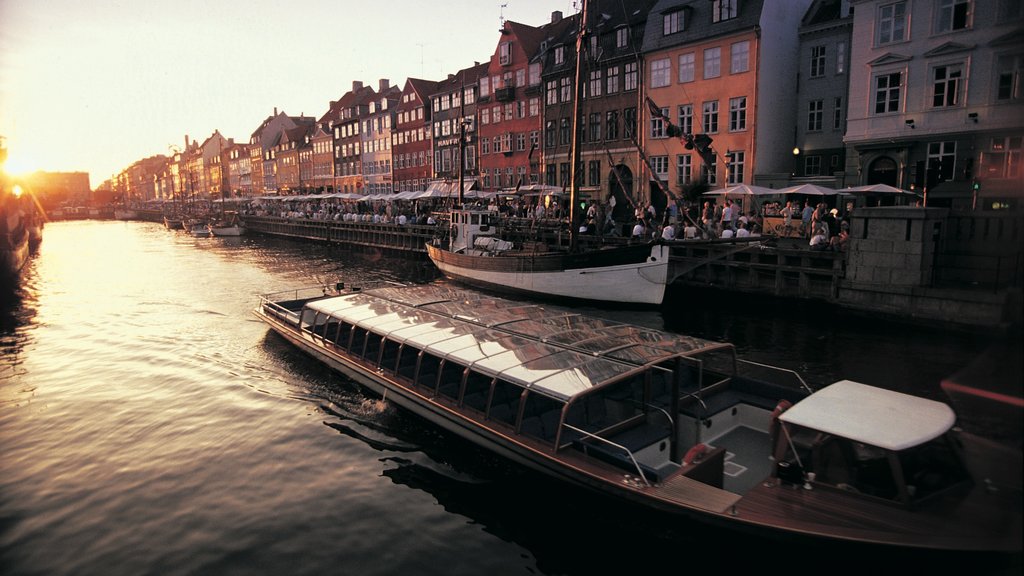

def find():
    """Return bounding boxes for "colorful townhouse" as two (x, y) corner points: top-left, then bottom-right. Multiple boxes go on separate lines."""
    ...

(641, 0), (812, 201)
(361, 80), (401, 195)
(330, 81), (378, 195)
(428, 61), (489, 192)
(393, 77), (440, 194)
(478, 13), (575, 192)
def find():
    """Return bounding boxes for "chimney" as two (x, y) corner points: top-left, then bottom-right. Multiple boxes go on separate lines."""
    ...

(184, 135), (190, 148)
(274, 107), (278, 116)
(379, 78), (390, 91)
(353, 80), (363, 91)
(551, 11), (562, 23)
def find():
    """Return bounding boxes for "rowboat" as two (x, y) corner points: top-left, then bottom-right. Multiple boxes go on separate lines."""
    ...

(255, 283), (1021, 551)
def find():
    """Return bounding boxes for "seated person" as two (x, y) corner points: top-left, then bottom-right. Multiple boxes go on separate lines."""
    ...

(683, 222), (698, 239)
(735, 222), (750, 238)
(660, 224), (676, 241)
(720, 227), (735, 239)
(809, 226), (828, 250)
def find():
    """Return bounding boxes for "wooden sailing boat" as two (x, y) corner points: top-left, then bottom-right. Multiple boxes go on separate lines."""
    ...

(426, 0), (669, 305)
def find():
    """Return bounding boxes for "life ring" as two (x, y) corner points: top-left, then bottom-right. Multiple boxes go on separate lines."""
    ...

(683, 443), (709, 466)
(770, 399), (793, 422)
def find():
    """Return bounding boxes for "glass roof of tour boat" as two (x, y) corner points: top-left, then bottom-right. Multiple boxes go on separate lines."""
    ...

(302, 285), (733, 401)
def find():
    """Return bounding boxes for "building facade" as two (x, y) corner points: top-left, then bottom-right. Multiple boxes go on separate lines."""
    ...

(393, 77), (439, 193)
(845, 0), (1024, 210)
(429, 62), (489, 191)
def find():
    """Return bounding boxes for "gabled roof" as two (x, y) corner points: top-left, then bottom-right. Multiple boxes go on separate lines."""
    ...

(431, 61), (490, 98)
(405, 77), (441, 102)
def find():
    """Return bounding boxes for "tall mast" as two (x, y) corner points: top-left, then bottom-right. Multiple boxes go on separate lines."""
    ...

(568, 0), (588, 252)
(458, 76), (466, 207)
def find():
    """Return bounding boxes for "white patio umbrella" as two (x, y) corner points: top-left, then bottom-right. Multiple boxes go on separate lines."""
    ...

(835, 184), (919, 196)
(777, 183), (839, 196)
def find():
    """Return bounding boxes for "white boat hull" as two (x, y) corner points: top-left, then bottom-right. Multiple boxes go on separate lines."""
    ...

(428, 243), (669, 305)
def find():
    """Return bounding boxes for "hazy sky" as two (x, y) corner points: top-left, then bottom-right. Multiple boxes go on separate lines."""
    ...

(0, 0), (577, 187)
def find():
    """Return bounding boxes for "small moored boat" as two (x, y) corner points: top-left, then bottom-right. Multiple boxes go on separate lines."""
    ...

(255, 283), (1021, 551)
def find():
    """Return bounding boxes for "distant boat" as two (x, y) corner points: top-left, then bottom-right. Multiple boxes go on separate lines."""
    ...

(208, 212), (246, 237)
(163, 215), (184, 230)
(255, 282), (1022, 551)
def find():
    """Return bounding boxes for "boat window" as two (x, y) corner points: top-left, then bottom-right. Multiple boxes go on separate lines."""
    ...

(489, 379), (524, 426)
(379, 338), (401, 372)
(364, 332), (385, 363)
(300, 308), (319, 332)
(437, 360), (466, 400)
(519, 392), (565, 442)
(332, 321), (354, 350)
(350, 328), (368, 359)
(416, 353), (443, 392)
(462, 372), (494, 413)
(396, 345), (420, 381)
(320, 316), (341, 342)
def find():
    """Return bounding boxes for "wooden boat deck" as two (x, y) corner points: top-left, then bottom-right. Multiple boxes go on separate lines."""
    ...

(653, 474), (742, 513)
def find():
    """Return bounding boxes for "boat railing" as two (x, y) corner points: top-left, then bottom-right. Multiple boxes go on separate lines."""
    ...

(562, 423), (651, 487)
(736, 359), (813, 394)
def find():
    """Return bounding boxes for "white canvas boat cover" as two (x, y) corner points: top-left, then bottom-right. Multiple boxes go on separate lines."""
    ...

(778, 380), (956, 451)
(302, 285), (733, 402)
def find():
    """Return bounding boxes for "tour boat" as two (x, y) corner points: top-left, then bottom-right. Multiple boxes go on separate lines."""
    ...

(255, 282), (1021, 551)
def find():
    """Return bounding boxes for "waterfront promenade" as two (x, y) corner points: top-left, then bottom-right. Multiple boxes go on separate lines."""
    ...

(132, 207), (1022, 331)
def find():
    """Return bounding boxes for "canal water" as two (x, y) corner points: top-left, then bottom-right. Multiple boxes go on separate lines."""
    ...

(0, 220), (1018, 575)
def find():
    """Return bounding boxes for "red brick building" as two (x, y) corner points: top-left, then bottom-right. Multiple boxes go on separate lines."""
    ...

(393, 77), (440, 193)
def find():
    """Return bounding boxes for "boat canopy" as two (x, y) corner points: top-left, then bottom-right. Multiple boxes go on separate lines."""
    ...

(778, 380), (956, 451)
(304, 285), (734, 402)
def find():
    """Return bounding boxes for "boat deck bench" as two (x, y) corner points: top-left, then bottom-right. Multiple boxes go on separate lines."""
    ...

(573, 419), (673, 482)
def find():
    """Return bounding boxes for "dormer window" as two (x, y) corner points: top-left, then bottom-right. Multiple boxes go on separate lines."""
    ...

(616, 26), (628, 48)
(499, 42), (512, 66)
(664, 10), (684, 35)
(712, 0), (738, 23)
(555, 46), (566, 65)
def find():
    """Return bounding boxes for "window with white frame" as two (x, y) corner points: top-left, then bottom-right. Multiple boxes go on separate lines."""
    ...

(712, 0), (738, 22)
(589, 113), (602, 141)
(729, 97), (746, 131)
(932, 63), (964, 107)
(589, 69), (603, 97)
(704, 48), (721, 79)
(804, 156), (822, 176)
(560, 77), (572, 101)
(616, 27), (629, 48)
(807, 99), (823, 131)
(481, 108), (490, 125)
(546, 80), (558, 105)
(984, 136), (1022, 179)
(529, 97), (540, 116)
(555, 46), (566, 65)
(928, 141), (957, 182)
(836, 41), (846, 74)
(731, 41), (749, 74)
(529, 63), (541, 86)
(651, 58), (671, 88)
(651, 155), (669, 180)
(676, 154), (692, 186)
(703, 101), (719, 133)
(625, 62), (638, 90)
(726, 151), (745, 184)
(810, 46), (826, 78)
(936, 0), (971, 33)
(873, 71), (903, 114)
(877, 2), (907, 45)
(678, 104), (693, 135)
(516, 133), (526, 152)
(606, 66), (620, 93)
(996, 53), (1023, 101)
(664, 10), (684, 35)
(679, 53), (695, 83)
(651, 107), (668, 138)
(480, 76), (490, 97)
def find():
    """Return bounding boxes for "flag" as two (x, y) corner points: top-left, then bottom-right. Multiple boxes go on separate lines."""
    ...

(645, 97), (665, 119)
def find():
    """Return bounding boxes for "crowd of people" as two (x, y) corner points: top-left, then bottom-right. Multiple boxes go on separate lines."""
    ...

(234, 192), (850, 252)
